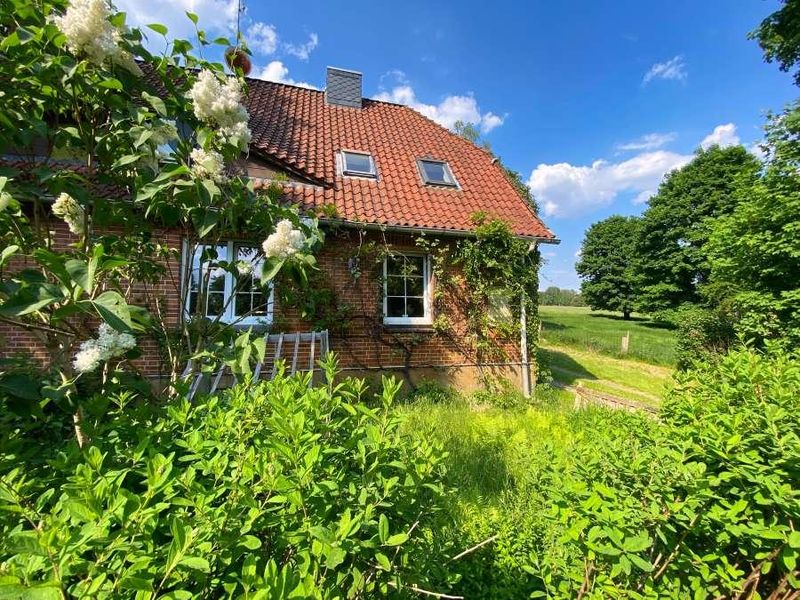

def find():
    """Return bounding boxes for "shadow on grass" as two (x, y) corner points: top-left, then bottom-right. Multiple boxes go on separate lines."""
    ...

(538, 347), (597, 386)
(587, 312), (649, 323)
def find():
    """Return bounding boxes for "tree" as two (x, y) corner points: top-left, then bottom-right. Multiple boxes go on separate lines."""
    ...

(575, 216), (641, 319)
(539, 286), (586, 306)
(706, 101), (800, 346)
(750, 0), (800, 86)
(634, 146), (760, 313)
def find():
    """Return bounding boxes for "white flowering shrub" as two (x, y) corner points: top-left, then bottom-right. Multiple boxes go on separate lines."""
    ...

(0, 0), (321, 442)
(188, 69), (252, 150)
(51, 192), (86, 235)
(189, 147), (226, 181)
(51, 0), (139, 73)
(263, 219), (306, 259)
(73, 323), (136, 373)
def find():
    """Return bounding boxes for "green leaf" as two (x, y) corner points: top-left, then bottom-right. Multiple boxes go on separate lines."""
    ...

(0, 284), (61, 317)
(240, 535), (261, 550)
(98, 78), (123, 90)
(375, 552), (391, 571)
(147, 23), (169, 35)
(142, 91), (167, 116)
(0, 373), (40, 401)
(0, 245), (19, 267)
(186, 11), (199, 24)
(0, 583), (62, 600)
(384, 533), (408, 547)
(180, 556), (210, 572)
(789, 531), (800, 549)
(261, 257), (284, 284)
(91, 291), (132, 331)
(378, 514), (389, 543)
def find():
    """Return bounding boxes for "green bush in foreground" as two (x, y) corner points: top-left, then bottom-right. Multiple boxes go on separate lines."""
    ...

(404, 346), (800, 599)
(0, 358), (445, 598)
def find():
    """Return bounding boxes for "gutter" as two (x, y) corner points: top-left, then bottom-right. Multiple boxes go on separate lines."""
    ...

(318, 217), (560, 244)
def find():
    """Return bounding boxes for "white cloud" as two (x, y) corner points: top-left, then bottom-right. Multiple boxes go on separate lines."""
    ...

(526, 122), (750, 217)
(253, 60), (318, 89)
(617, 132), (677, 152)
(374, 84), (504, 133)
(528, 151), (692, 217)
(700, 123), (740, 149)
(284, 33), (318, 60)
(246, 22), (278, 55)
(643, 55), (687, 84)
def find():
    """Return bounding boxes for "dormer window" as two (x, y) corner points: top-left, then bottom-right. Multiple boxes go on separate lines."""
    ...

(342, 150), (376, 178)
(418, 158), (457, 187)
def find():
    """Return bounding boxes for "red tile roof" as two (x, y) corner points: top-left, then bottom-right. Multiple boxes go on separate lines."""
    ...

(243, 79), (556, 241)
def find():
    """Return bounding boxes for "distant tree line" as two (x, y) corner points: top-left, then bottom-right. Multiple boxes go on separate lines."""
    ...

(575, 4), (800, 365)
(538, 286), (586, 306)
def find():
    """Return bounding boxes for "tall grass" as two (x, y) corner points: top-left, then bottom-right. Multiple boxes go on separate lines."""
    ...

(540, 305), (677, 366)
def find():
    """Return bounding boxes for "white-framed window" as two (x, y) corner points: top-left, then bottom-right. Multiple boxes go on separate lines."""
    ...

(417, 158), (457, 187)
(184, 241), (273, 326)
(383, 253), (432, 325)
(341, 150), (377, 177)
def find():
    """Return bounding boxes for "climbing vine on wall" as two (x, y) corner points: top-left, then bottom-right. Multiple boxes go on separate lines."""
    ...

(275, 215), (542, 386)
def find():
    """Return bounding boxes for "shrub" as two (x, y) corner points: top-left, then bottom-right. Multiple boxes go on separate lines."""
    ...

(0, 358), (445, 598)
(405, 345), (800, 599)
(671, 304), (736, 369)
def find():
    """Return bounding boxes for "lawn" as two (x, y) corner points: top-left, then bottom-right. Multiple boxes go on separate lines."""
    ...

(538, 343), (672, 407)
(539, 305), (677, 366)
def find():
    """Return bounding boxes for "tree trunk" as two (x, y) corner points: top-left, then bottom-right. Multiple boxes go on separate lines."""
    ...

(623, 309), (631, 320)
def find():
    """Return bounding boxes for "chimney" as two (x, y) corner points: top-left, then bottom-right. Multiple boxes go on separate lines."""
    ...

(325, 67), (362, 108)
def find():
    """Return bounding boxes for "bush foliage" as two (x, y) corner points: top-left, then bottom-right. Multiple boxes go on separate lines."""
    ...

(402, 345), (800, 599)
(0, 359), (445, 598)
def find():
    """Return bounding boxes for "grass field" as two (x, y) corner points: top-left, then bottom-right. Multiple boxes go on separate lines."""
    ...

(539, 305), (677, 366)
(538, 344), (672, 407)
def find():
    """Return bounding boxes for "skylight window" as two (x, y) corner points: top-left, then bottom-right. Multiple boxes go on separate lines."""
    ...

(342, 150), (376, 177)
(418, 159), (457, 187)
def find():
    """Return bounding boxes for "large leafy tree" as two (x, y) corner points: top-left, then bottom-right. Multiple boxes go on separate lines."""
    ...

(575, 215), (641, 319)
(634, 146), (760, 313)
(706, 105), (800, 346)
(750, 0), (800, 85)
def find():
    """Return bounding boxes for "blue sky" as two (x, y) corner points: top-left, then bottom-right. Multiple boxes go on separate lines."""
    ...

(118, 0), (798, 289)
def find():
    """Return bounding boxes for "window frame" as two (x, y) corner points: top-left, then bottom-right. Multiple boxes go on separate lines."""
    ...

(417, 158), (458, 187)
(182, 240), (274, 327)
(382, 253), (433, 326)
(341, 149), (377, 178)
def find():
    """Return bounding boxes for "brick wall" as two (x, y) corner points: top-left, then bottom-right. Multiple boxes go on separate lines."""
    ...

(1, 224), (528, 390)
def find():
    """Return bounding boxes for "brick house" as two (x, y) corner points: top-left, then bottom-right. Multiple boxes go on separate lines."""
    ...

(1, 67), (557, 393)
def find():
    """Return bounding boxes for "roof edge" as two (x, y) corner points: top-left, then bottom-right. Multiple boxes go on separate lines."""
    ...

(318, 217), (559, 243)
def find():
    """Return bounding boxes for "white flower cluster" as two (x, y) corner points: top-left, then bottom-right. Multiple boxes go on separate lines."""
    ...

(73, 323), (136, 373)
(189, 148), (226, 182)
(51, 193), (86, 236)
(187, 70), (252, 150)
(262, 219), (305, 260)
(52, 0), (139, 73)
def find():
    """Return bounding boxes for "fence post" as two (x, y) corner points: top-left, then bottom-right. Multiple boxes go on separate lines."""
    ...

(520, 293), (531, 398)
(621, 331), (630, 354)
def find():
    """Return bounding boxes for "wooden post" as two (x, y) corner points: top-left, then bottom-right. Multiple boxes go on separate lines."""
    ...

(621, 331), (630, 354)
(520, 293), (531, 398)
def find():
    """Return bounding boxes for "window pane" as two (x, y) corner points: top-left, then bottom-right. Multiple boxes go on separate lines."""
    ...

(406, 276), (424, 296)
(421, 160), (450, 184)
(344, 152), (373, 174)
(406, 297), (424, 317)
(235, 293), (251, 318)
(387, 297), (405, 317)
(386, 255), (403, 275)
(251, 292), (268, 315)
(208, 269), (226, 292)
(403, 257), (423, 277)
(206, 292), (225, 317)
(386, 275), (405, 296)
(188, 291), (199, 316)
